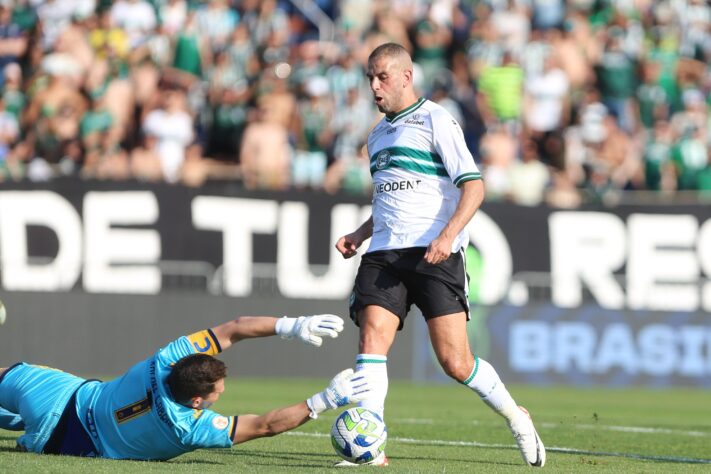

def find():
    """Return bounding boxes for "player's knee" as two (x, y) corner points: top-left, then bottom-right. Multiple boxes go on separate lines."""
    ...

(439, 357), (470, 381)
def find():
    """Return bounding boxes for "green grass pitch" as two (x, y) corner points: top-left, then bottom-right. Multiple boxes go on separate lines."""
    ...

(1, 378), (709, 473)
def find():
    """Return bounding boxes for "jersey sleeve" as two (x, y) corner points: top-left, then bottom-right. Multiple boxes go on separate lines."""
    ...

(431, 108), (481, 187)
(155, 329), (223, 366)
(182, 410), (237, 449)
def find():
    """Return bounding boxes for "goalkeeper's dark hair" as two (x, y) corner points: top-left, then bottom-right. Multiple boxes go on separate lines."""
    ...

(167, 354), (227, 405)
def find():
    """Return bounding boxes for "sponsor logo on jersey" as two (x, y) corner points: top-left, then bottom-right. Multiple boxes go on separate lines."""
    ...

(386, 127), (397, 134)
(405, 113), (424, 126)
(375, 150), (392, 170)
(213, 416), (230, 430)
(375, 179), (422, 194)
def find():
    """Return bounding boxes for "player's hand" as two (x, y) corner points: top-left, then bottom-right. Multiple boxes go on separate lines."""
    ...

(275, 314), (345, 347)
(336, 233), (363, 259)
(322, 369), (372, 408)
(424, 236), (452, 264)
(306, 369), (373, 417)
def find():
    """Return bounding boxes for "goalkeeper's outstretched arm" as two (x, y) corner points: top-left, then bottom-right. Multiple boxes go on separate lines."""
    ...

(231, 369), (371, 444)
(210, 314), (345, 351)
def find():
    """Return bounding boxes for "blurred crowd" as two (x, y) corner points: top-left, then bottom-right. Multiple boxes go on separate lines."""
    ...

(1, 0), (711, 206)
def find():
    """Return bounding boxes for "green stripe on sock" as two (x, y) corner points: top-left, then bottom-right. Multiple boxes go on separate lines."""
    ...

(356, 358), (387, 364)
(462, 355), (479, 385)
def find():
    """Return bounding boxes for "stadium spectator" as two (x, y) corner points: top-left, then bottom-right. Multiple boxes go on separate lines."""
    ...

(109, 0), (156, 49)
(1, 63), (25, 121)
(0, 5), (27, 87)
(141, 86), (194, 183)
(0, 96), (19, 178)
(324, 85), (375, 195)
(479, 124), (517, 200)
(476, 50), (524, 128)
(642, 119), (674, 192)
(0, 313), (375, 460)
(508, 137), (551, 206)
(292, 75), (333, 190)
(239, 97), (291, 191)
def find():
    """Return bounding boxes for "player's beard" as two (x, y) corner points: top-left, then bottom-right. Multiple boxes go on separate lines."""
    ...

(376, 88), (402, 115)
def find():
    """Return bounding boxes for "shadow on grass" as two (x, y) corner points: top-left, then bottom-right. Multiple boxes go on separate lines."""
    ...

(229, 449), (521, 468)
(167, 459), (224, 466)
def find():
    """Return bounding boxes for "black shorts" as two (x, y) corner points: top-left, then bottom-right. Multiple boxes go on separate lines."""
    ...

(349, 247), (470, 329)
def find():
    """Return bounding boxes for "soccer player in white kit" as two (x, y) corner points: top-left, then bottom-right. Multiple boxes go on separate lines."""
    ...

(335, 43), (546, 467)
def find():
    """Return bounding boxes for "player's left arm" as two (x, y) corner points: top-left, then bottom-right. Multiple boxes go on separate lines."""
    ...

(231, 369), (372, 444)
(425, 108), (485, 264)
(210, 314), (345, 351)
(424, 179), (484, 264)
(231, 402), (311, 444)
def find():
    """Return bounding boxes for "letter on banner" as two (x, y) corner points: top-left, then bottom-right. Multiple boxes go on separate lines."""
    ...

(627, 214), (698, 311)
(550, 212), (626, 309)
(192, 197), (278, 296)
(0, 191), (82, 291)
(510, 321), (549, 372)
(593, 324), (637, 374)
(84, 192), (160, 294)
(277, 203), (365, 299)
(554, 322), (596, 373)
(638, 324), (676, 376)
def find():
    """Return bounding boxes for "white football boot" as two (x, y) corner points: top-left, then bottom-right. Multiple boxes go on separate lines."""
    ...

(334, 452), (389, 468)
(507, 406), (546, 467)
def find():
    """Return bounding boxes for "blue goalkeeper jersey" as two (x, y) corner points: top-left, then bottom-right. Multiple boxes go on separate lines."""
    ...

(73, 330), (236, 460)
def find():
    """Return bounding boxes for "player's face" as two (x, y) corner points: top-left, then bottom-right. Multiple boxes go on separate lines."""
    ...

(195, 378), (225, 410)
(367, 56), (407, 115)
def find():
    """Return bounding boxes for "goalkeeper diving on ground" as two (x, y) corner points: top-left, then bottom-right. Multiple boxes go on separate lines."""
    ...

(0, 313), (373, 460)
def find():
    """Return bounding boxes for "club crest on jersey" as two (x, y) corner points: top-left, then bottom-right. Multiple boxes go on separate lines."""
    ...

(375, 150), (392, 170)
(213, 416), (230, 430)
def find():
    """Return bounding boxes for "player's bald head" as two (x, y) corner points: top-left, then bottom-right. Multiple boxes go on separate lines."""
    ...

(368, 43), (412, 71)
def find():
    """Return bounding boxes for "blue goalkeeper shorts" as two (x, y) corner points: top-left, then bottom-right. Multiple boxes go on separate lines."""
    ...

(0, 363), (86, 453)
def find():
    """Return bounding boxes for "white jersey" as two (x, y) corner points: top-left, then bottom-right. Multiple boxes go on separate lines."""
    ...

(366, 98), (481, 253)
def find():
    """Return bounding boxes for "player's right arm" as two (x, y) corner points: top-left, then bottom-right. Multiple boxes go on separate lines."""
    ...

(159, 314), (344, 367)
(210, 314), (344, 351)
(335, 215), (374, 259)
(231, 369), (372, 444)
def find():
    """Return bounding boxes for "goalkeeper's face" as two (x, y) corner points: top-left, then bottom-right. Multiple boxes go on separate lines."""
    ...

(193, 378), (225, 410)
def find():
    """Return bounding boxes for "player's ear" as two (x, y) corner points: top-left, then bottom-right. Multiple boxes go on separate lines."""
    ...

(403, 68), (412, 88)
(190, 397), (202, 409)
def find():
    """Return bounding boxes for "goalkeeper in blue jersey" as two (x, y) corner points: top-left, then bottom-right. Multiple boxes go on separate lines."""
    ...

(0, 313), (372, 460)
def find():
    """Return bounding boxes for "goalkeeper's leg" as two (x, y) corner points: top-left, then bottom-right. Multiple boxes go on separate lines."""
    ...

(0, 367), (24, 430)
(0, 407), (24, 431)
(428, 313), (546, 467)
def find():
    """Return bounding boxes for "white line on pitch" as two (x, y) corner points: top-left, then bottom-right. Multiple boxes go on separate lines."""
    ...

(539, 422), (707, 437)
(285, 431), (711, 465)
(391, 417), (707, 437)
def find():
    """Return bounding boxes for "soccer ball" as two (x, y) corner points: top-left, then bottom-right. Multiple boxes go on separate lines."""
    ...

(330, 407), (387, 464)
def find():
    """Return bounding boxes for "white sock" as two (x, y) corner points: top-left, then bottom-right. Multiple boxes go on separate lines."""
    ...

(355, 354), (388, 419)
(462, 356), (519, 421)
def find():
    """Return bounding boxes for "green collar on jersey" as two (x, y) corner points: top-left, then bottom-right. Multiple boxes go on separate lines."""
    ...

(385, 97), (426, 123)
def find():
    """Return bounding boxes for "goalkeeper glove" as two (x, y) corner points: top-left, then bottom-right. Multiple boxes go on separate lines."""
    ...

(275, 314), (344, 347)
(306, 369), (372, 419)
